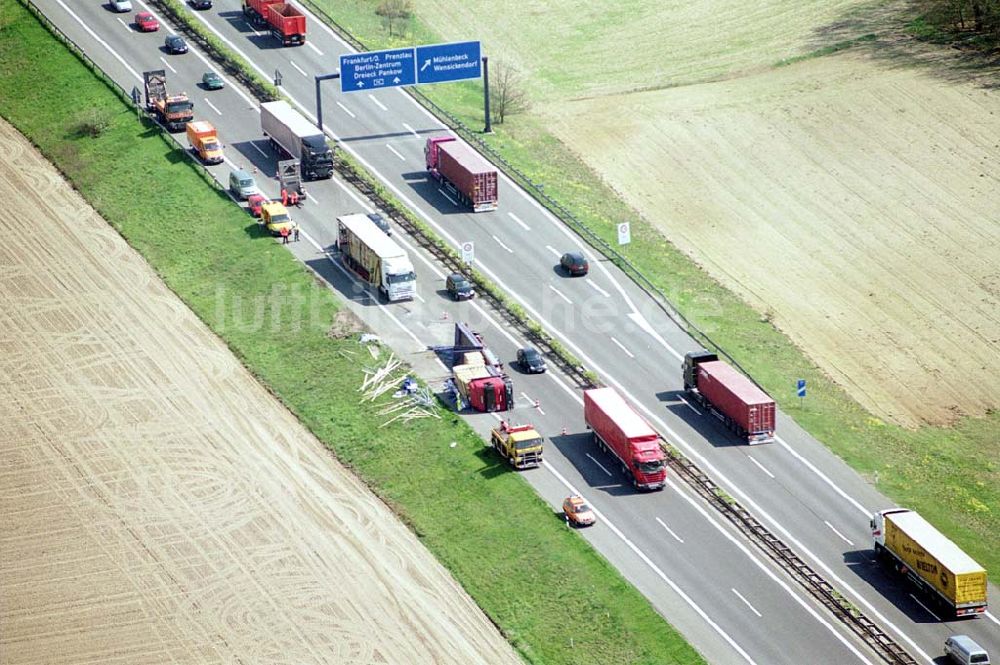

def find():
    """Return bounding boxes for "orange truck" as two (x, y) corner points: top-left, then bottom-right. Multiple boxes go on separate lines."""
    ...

(143, 69), (193, 132)
(871, 508), (988, 617)
(186, 121), (224, 165)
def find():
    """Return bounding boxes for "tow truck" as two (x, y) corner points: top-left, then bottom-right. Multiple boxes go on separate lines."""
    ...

(490, 421), (543, 470)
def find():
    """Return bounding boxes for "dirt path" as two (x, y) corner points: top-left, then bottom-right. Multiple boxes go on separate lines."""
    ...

(0, 118), (520, 665)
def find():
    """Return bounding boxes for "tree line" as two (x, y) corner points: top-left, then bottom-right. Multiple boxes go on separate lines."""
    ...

(919, 0), (1000, 45)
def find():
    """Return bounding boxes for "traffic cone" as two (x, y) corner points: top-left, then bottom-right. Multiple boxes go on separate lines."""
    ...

(534, 399), (540, 409)
(441, 311), (449, 320)
(561, 426), (567, 436)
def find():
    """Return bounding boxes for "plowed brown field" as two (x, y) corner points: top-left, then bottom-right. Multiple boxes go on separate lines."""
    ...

(0, 119), (520, 665)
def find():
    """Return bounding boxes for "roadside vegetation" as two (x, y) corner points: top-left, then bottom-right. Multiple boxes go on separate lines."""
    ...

(301, 0), (1000, 574)
(908, 0), (1000, 47)
(0, 2), (704, 663)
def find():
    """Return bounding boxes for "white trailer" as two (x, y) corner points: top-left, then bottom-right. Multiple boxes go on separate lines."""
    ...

(260, 101), (334, 180)
(337, 214), (416, 302)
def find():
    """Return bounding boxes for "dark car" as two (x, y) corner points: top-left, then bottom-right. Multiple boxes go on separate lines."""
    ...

(189, 0), (212, 8)
(560, 251), (589, 276)
(516, 348), (546, 373)
(202, 71), (224, 90)
(446, 273), (475, 301)
(367, 212), (392, 236)
(164, 34), (188, 54)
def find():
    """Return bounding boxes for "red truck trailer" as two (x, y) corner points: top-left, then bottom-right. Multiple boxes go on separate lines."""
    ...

(242, 0), (306, 46)
(584, 388), (666, 491)
(425, 136), (498, 212)
(683, 350), (776, 444)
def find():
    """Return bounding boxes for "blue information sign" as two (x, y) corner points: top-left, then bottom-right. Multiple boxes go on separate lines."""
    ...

(339, 47), (417, 92)
(415, 41), (482, 85)
(797, 379), (806, 398)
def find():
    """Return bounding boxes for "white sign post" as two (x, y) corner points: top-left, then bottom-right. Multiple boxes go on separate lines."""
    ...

(461, 241), (475, 265)
(617, 222), (631, 246)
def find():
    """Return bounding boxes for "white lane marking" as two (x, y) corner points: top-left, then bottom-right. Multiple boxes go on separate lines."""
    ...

(306, 41), (323, 56)
(775, 435), (871, 517)
(655, 517), (684, 543)
(610, 337), (634, 358)
(55, 0), (142, 81)
(413, 292), (426, 303)
(250, 141), (269, 157)
(747, 456), (775, 479)
(508, 212), (530, 231)
(586, 454), (612, 477)
(169, 22), (904, 655)
(548, 285), (572, 305)
(402, 122), (420, 138)
(203, 98), (222, 116)
(336, 101), (356, 118)
(545, 245), (561, 259)
(159, 56), (177, 74)
(520, 392), (545, 415)
(298, 229), (423, 350)
(117, 17), (129, 29)
(289, 60), (308, 77)
(824, 521), (855, 547)
(586, 280), (611, 298)
(490, 412), (503, 422)
(732, 589), (762, 618)
(677, 395), (701, 415)
(908, 594), (941, 622)
(543, 462), (758, 665)
(435, 357), (449, 372)
(438, 188), (459, 207)
(985, 611), (1000, 627)
(368, 94), (388, 111)
(668, 479), (876, 664)
(492, 235), (513, 253)
(386, 144), (406, 161)
(627, 312), (684, 361)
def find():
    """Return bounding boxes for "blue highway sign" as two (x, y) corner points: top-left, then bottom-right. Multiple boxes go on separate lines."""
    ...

(797, 379), (806, 398)
(340, 47), (417, 92)
(416, 41), (482, 85)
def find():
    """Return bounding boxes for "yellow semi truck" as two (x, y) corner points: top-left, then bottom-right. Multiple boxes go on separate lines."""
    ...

(490, 422), (543, 470)
(871, 508), (988, 617)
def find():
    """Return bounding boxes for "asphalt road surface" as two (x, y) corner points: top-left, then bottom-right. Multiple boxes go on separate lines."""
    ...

(32, 1), (999, 663)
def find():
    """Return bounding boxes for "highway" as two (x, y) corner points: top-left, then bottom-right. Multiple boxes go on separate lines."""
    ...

(34, 1), (998, 663)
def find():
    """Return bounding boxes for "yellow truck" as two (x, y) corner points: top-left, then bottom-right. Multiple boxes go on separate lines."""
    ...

(871, 508), (988, 617)
(259, 202), (294, 237)
(490, 422), (543, 470)
(186, 121), (224, 165)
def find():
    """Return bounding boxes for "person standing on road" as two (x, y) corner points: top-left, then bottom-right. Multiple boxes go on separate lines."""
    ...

(293, 224), (300, 242)
(281, 227), (290, 244)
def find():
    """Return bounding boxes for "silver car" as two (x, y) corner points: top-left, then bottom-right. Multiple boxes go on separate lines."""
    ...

(110, 0), (133, 12)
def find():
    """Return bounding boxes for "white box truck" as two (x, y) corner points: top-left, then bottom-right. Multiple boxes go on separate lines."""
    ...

(337, 214), (416, 302)
(260, 101), (333, 180)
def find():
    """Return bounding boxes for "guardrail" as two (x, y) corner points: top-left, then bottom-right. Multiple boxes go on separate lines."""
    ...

(20, 2), (920, 662)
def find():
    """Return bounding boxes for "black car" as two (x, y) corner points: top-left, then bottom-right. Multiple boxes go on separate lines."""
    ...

(189, 0), (212, 8)
(367, 212), (392, 236)
(446, 273), (475, 300)
(517, 348), (546, 373)
(164, 34), (188, 54)
(560, 251), (589, 276)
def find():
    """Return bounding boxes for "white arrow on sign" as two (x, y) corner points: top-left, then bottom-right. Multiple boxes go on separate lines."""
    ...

(393, 77), (400, 83)
(356, 81), (365, 88)
(421, 59), (431, 71)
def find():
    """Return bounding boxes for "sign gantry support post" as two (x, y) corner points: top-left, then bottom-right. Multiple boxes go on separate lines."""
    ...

(314, 72), (341, 133)
(482, 56), (492, 134)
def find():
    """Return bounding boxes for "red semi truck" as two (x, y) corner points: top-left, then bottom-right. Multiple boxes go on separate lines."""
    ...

(683, 350), (776, 444)
(242, 0), (306, 46)
(448, 322), (512, 412)
(584, 387), (667, 491)
(424, 136), (498, 212)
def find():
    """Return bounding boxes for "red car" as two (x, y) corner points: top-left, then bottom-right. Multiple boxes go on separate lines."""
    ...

(135, 11), (160, 32)
(247, 193), (268, 217)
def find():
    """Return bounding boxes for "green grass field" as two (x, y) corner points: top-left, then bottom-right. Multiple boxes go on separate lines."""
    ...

(307, 1), (1000, 575)
(0, 2), (704, 663)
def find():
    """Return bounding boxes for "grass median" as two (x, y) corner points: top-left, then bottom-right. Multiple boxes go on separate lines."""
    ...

(305, 0), (1000, 575)
(0, 2), (704, 663)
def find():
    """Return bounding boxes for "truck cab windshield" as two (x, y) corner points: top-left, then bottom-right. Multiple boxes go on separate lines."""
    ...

(204, 141), (221, 151)
(167, 101), (193, 114)
(514, 438), (541, 450)
(269, 214), (289, 224)
(636, 460), (664, 474)
(387, 271), (415, 284)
